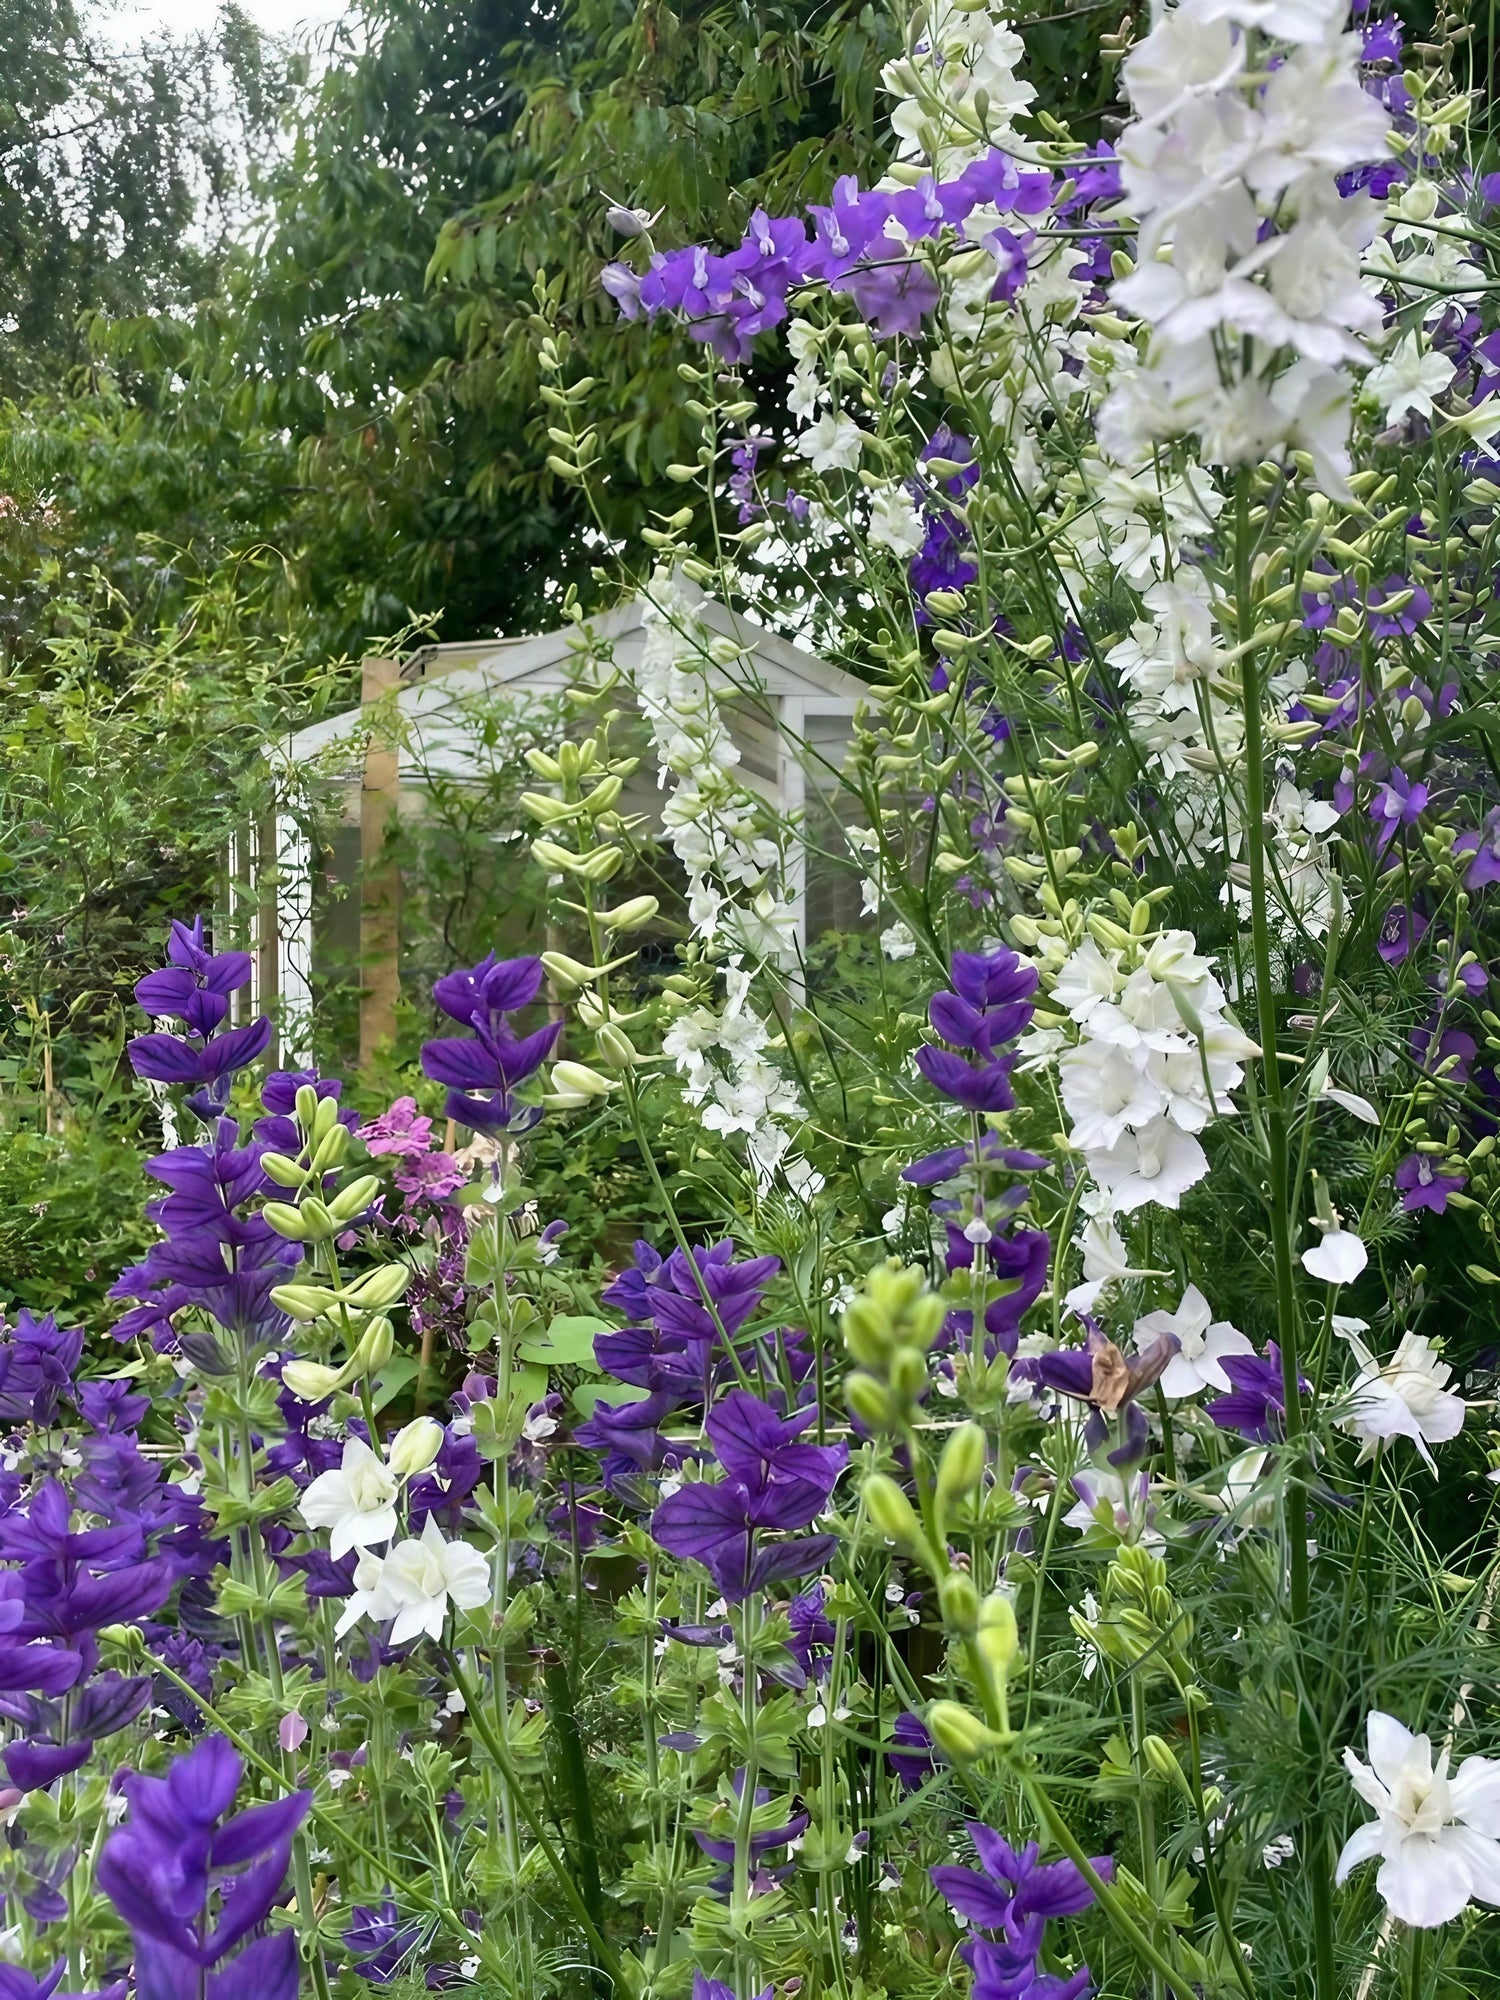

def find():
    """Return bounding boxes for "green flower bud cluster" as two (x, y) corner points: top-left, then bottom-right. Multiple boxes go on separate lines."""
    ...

(271, 1262), (410, 1403)
(261, 1087), (379, 1243)
(1070, 1545), (1194, 1683)
(842, 1260), (946, 1432)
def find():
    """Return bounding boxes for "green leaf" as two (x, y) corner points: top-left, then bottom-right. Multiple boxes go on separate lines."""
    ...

(518, 1312), (611, 1368)
(572, 1382), (649, 1417)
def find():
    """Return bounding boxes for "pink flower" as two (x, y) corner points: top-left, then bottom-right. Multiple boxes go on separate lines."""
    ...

(358, 1096), (435, 1160)
(393, 1153), (466, 1204)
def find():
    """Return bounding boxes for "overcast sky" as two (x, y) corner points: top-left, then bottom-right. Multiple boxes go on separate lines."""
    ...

(104, 0), (349, 45)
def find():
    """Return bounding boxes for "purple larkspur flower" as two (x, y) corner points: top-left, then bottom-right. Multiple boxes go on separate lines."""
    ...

(0, 1966), (123, 2000)
(695, 1770), (809, 1870)
(943, 1225), (1051, 1359)
(1410, 1019), (1476, 1083)
(97, 1734), (312, 2000)
(343, 1902), (421, 1983)
(129, 919), (271, 1117)
(1361, 11), (1402, 59)
(1367, 576), (1432, 638)
(1376, 904), (1428, 964)
(649, 1390), (846, 1599)
(1010, 1328), (1177, 1415)
(1395, 1153), (1466, 1214)
(1369, 768), (1427, 856)
(1205, 1344), (1308, 1442)
(421, 953), (560, 1136)
(932, 1823), (1110, 1927)
(1455, 813), (1500, 889)
(887, 1710), (938, 1790)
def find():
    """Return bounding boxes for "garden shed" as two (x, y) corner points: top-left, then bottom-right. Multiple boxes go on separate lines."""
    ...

(227, 590), (870, 1068)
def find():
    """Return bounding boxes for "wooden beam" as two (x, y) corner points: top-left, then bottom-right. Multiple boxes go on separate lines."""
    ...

(359, 655), (403, 1067)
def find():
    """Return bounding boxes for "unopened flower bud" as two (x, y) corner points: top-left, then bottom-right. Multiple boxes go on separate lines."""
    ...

(936, 1423), (987, 1507)
(888, 1345), (930, 1403)
(262, 1202), (310, 1241)
(596, 1023), (638, 1067)
(926, 1701), (1004, 1761)
(282, 1360), (346, 1401)
(328, 1174), (381, 1226)
(298, 1197), (335, 1239)
(294, 1084), (320, 1128)
(345, 1265), (410, 1310)
(311, 1095), (342, 1142)
(841, 1296), (894, 1369)
(541, 951), (598, 989)
(260, 1152), (306, 1188)
(271, 1283), (340, 1320)
(975, 1593), (1019, 1682)
(551, 1060), (619, 1099)
(862, 1474), (925, 1554)
(311, 1122), (351, 1170)
(389, 1416), (444, 1479)
(1142, 1734), (1186, 1790)
(938, 1570), (980, 1634)
(350, 1316), (395, 1376)
(601, 896), (660, 933)
(845, 1372), (898, 1432)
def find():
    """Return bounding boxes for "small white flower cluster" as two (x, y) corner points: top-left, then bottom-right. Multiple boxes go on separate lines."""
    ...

(880, 0), (1035, 176)
(637, 576), (819, 1199)
(1100, 0), (1391, 494)
(662, 963), (821, 1198)
(1040, 927), (1257, 1214)
(638, 576), (797, 956)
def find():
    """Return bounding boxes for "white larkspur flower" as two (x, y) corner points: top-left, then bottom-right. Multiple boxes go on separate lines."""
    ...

(337, 1517), (492, 1647)
(1337, 1712), (1500, 1927)
(1365, 333), (1456, 425)
(1340, 1331), (1466, 1469)
(794, 410), (865, 474)
(1301, 1226), (1367, 1285)
(867, 486), (926, 557)
(1086, 1117), (1210, 1214)
(1134, 1284), (1254, 1398)
(300, 1436), (400, 1561)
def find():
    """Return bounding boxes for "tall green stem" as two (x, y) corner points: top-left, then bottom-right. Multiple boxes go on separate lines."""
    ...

(1234, 468), (1332, 1998)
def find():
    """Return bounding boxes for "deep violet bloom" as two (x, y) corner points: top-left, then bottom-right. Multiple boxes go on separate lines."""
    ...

(902, 1136), (1049, 1186)
(1454, 813), (1500, 889)
(1369, 768), (1427, 857)
(1011, 1328), (1177, 1415)
(97, 1734), (312, 2000)
(787, 1581), (836, 1678)
(0, 1313), (85, 1427)
(129, 918), (271, 1115)
(931, 1823), (1111, 1927)
(694, 1973), (770, 2000)
(920, 948), (1037, 1112)
(888, 1710), (938, 1791)
(1395, 1153), (1466, 1215)
(1367, 575), (1432, 639)
(963, 1930), (1094, 2000)
(649, 1390), (846, 1598)
(254, 1070), (358, 1154)
(1206, 1344), (1309, 1442)
(1410, 1020), (1476, 1083)
(420, 953), (561, 1136)
(943, 1225), (1051, 1358)
(601, 1239), (780, 1349)
(108, 1120), (301, 1345)
(1376, 904), (1428, 965)
(343, 1902), (422, 1984)
(0, 1965), (124, 2000)
(694, 1770), (809, 1870)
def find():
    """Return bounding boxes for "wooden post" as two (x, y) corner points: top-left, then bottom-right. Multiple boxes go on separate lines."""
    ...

(359, 656), (403, 1067)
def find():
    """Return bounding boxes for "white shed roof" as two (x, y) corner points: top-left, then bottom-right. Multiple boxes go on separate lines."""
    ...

(282, 591), (869, 771)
